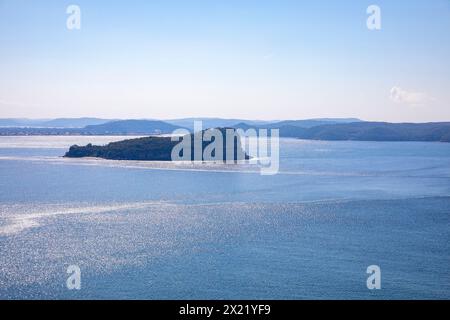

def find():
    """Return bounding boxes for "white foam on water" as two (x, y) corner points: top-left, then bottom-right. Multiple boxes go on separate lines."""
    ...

(0, 202), (163, 236)
(0, 155), (360, 176)
(2, 155), (440, 178)
(0, 155), (262, 174)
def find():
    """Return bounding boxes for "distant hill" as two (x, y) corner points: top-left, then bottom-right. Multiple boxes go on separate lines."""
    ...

(82, 120), (184, 135)
(282, 122), (450, 142)
(1, 117), (450, 142)
(0, 117), (356, 131)
(0, 119), (184, 135)
(261, 118), (363, 129)
(233, 118), (363, 137)
(231, 120), (450, 142)
(40, 118), (113, 128)
(0, 118), (112, 128)
(65, 128), (249, 161)
(165, 118), (273, 131)
(232, 122), (310, 137)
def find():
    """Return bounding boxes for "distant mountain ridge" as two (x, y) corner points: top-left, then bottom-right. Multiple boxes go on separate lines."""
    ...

(0, 117), (112, 128)
(233, 121), (450, 142)
(164, 117), (361, 130)
(0, 119), (185, 135)
(164, 118), (274, 131)
(262, 118), (363, 129)
(82, 120), (183, 135)
(40, 118), (113, 128)
(296, 122), (450, 142)
(1, 117), (449, 142)
(0, 117), (361, 131)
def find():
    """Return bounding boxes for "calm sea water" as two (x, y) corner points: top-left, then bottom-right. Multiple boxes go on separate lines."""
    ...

(0, 136), (449, 299)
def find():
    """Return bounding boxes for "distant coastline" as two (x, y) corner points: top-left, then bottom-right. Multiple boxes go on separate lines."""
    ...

(1, 118), (449, 142)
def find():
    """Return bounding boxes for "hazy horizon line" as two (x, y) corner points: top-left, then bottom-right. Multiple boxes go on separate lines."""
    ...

(1, 116), (450, 124)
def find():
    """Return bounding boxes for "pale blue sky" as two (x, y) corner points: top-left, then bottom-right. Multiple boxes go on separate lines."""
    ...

(0, 0), (449, 121)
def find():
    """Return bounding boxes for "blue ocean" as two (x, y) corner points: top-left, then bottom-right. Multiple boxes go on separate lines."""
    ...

(0, 136), (449, 299)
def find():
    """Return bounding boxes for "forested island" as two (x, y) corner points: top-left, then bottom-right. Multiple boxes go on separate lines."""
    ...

(64, 128), (249, 161)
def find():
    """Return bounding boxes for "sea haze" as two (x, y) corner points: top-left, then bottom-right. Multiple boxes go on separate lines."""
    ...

(0, 136), (449, 299)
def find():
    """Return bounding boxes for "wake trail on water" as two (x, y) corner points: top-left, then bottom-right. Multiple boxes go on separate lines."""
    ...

(0, 201), (166, 236)
(2, 155), (447, 178)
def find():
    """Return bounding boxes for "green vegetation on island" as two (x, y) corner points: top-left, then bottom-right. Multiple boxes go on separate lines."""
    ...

(64, 128), (249, 161)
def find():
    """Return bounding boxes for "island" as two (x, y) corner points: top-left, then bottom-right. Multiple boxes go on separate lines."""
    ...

(64, 128), (249, 161)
